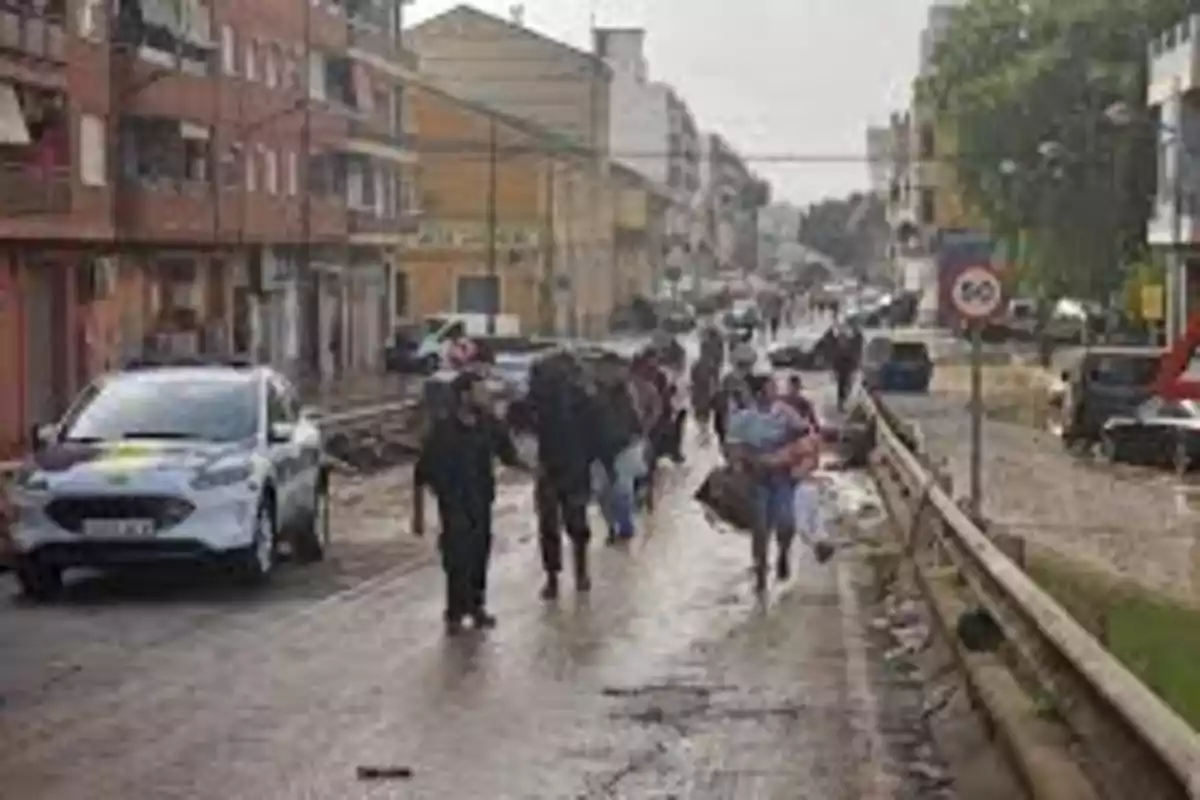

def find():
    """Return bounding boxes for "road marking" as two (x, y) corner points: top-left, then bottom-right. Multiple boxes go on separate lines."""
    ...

(837, 559), (901, 799)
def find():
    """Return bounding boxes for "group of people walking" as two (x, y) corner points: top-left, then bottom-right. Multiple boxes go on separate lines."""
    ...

(413, 318), (846, 632)
(413, 334), (696, 632)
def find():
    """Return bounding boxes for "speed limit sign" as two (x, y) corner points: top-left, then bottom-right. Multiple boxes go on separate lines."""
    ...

(949, 265), (1004, 321)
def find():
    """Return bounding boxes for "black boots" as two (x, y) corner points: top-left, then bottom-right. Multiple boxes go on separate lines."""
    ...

(540, 546), (590, 600)
(573, 545), (591, 593)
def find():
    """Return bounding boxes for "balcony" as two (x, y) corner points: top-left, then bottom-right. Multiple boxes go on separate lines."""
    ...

(0, 3), (67, 65)
(0, 160), (69, 215)
(1149, 15), (1200, 103)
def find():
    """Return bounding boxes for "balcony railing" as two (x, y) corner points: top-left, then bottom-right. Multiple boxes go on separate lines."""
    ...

(0, 161), (70, 215)
(0, 6), (67, 64)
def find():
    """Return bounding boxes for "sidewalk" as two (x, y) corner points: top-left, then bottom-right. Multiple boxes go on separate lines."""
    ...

(295, 372), (420, 411)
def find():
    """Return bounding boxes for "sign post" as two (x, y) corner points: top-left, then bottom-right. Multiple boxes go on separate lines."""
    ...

(949, 264), (1005, 522)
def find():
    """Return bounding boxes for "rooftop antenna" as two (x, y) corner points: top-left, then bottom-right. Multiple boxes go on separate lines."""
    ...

(509, 4), (525, 25)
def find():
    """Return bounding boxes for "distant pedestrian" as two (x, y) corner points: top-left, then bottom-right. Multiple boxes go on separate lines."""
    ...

(527, 350), (604, 600)
(690, 354), (720, 442)
(780, 374), (820, 431)
(713, 344), (757, 445)
(629, 353), (665, 510)
(830, 325), (863, 412)
(592, 353), (646, 542)
(413, 372), (525, 634)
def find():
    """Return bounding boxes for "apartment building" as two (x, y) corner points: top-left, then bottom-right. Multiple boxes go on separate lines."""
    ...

(409, 4), (618, 335)
(0, 0), (419, 456)
(865, 125), (890, 198)
(401, 81), (583, 336)
(592, 27), (700, 291)
(1147, 15), (1200, 342)
(696, 133), (767, 276)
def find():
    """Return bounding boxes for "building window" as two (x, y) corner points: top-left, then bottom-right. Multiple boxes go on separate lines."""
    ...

(245, 38), (258, 81)
(182, 125), (211, 183)
(919, 188), (936, 225)
(285, 150), (298, 195)
(457, 276), (500, 315)
(393, 270), (408, 318)
(919, 124), (935, 159)
(264, 43), (279, 88)
(79, 114), (106, 187)
(263, 147), (278, 194)
(220, 143), (242, 188)
(221, 25), (237, 75)
(245, 146), (257, 191)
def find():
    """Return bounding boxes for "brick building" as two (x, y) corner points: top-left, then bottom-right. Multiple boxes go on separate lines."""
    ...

(0, 0), (418, 456)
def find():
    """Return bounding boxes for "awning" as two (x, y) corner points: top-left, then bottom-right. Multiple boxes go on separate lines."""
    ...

(0, 83), (30, 146)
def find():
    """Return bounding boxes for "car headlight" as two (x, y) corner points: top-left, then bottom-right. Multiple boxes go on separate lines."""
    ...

(192, 463), (254, 490)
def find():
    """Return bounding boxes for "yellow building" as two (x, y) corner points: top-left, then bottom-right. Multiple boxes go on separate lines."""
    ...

(401, 81), (621, 337)
(610, 163), (669, 308)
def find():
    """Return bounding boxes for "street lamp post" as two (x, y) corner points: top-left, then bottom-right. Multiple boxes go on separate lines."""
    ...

(485, 117), (498, 336)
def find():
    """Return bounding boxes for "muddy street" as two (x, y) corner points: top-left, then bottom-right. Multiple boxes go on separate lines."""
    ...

(884, 389), (1200, 601)
(0, 371), (970, 799)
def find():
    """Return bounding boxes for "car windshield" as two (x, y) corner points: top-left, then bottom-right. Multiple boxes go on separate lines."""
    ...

(890, 342), (929, 362)
(59, 374), (260, 443)
(1084, 355), (1160, 388)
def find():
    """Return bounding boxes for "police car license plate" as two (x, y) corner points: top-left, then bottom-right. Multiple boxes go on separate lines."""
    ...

(83, 519), (155, 538)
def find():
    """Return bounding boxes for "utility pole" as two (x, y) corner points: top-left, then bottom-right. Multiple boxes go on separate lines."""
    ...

(485, 117), (498, 335)
(299, 0), (317, 385)
(1170, 124), (1184, 346)
(542, 159), (556, 336)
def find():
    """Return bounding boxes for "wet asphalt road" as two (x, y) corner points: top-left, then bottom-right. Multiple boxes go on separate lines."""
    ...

(0, 334), (943, 799)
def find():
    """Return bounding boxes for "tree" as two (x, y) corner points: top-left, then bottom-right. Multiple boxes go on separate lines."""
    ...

(796, 193), (888, 278)
(922, 0), (1188, 304)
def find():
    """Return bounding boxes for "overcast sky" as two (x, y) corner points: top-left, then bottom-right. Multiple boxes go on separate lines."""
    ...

(409, 1), (931, 208)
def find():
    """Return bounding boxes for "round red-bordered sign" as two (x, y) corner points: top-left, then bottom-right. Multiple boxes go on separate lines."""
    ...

(949, 265), (1003, 321)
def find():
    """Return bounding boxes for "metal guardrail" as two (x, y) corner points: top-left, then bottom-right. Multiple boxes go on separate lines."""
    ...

(864, 391), (1200, 799)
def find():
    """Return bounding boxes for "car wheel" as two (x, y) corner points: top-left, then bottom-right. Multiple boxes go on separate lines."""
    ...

(15, 558), (63, 602)
(1174, 439), (1192, 476)
(1099, 434), (1123, 464)
(235, 498), (277, 585)
(294, 478), (329, 564)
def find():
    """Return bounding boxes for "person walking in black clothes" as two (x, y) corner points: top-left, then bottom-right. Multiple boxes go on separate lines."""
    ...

(413, 372), (525, 635)
(528, 350), (606, 600)
(831, 324), (863, 412)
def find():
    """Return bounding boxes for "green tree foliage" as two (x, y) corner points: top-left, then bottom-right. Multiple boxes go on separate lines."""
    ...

(796, 193), (888, 278)
(922, 0), (1189, 302)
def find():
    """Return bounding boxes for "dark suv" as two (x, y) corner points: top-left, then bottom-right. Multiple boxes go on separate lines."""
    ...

(1057, 346), (1165, 448)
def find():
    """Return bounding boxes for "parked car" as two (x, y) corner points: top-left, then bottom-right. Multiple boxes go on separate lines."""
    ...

(1057, 346), (1165, 449)
(724, 301), (761, 332)
(860, 337), (934, 393)
(1100, 397), (1200, 472)
(488, 352), (539, 431)
(384, 324), (438, 374)
(660, 303), (697, 334)
(767, 328), (835, 370)
(8, 361), (328, 600)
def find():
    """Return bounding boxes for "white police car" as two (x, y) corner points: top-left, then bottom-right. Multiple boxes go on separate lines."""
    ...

(8, 362), (328, 600)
